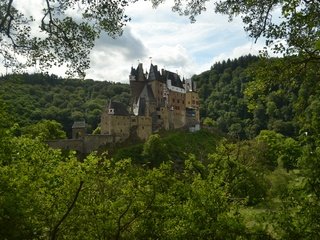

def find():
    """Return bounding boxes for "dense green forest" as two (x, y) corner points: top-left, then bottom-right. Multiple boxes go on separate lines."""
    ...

(193, 55), (304, 139)
(0, 73), (130, 136)
(1, 55), (320, 239)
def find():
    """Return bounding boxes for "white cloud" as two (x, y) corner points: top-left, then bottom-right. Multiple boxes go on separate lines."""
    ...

(1, 0), (267, 82)
(85, 27), (148, 82)
(212, 42), (263, 64)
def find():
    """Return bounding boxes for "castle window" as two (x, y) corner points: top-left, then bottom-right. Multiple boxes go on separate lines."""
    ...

(177, 99), (180, 103)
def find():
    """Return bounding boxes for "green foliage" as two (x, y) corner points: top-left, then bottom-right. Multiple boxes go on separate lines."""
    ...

(0, 73), (130, 136)
(208, 140), (269, 206)
(216, 0), (319, 58)
(142, 134), (169, 167)
(255, 130), (301, 170)
(0, 131), (252, 239)
(203, 117), (217, 128)
(114, 129), (221, 167)
(269, 144), (320, 239)
(1, 102), (319, 239)
(0, 136), (83, 239)
(194, 55), (320, 139)
(21, 119), (67, 140)
(193, 55), (267, 138)
(266, 167), (294, 199)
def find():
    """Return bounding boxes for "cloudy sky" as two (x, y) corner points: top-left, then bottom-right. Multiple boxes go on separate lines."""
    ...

(86, 1), (265, 82)
(2, 0), (266, 83)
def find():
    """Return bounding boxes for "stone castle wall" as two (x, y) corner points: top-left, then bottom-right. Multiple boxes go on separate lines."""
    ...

(47, 134), (114, 154)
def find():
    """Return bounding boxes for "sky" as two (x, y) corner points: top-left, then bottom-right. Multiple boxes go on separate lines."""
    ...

(85, 1), (265, 82)
(1, 0), (266, 83)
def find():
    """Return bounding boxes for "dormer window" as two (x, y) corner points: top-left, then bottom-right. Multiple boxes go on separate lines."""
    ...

(108, 108), (114, 114)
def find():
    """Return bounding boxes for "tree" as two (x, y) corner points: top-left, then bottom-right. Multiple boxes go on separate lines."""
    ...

(0, 0), (130, 77)
(21, 119), (67, 140)
(0, 136), (84, 239)
(207, 140), (269, 205)
(142, 134), (169, 167)
(269, 144), (320, 239)
(203, 117), (217, 128)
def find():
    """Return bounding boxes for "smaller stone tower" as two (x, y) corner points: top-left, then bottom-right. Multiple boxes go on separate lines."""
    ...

(72, 121), (86, 139)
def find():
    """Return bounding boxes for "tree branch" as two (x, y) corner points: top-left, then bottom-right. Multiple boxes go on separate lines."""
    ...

(0, 0), (14, 32)
(50, 180), (84, 240)
(254, 1), (275, 43)
(0, 0), (20, 48)
(115, 186), (157, 239)
(115, 199), (134, 240)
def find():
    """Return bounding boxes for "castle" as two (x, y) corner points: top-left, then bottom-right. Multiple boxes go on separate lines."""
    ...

(47, 63), (200, 153)
(100, 63), (200, 142)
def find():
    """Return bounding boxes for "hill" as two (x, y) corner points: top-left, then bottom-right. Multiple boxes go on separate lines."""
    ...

(0, 73), (130, 136)
(193, 55), (318, 139)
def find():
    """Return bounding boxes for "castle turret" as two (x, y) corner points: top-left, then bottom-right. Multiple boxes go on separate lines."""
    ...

(72, 121), (86, 139)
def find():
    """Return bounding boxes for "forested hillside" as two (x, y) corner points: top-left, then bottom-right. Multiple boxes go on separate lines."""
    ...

(0, 73), (130, 136)
(193, 55), (319, 140)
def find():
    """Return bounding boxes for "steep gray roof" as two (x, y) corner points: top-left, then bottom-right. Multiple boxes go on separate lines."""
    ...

(108, 101), (130, 116)
(148, 64), (164, 82)
(165, 70), (184, 88)
(72, 121), (86, 129)
(130, 63), (146, 81)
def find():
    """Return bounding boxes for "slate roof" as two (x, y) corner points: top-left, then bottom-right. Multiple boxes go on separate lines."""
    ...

(108, 101), (130, 116)
(148, 64), (164, 82)
(130, 63), (146, 81)
(165, 70), (184, 88)
(138, 97), (146, 115)
(130, 81), (145, 103)
(72, 121), (86, 129)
